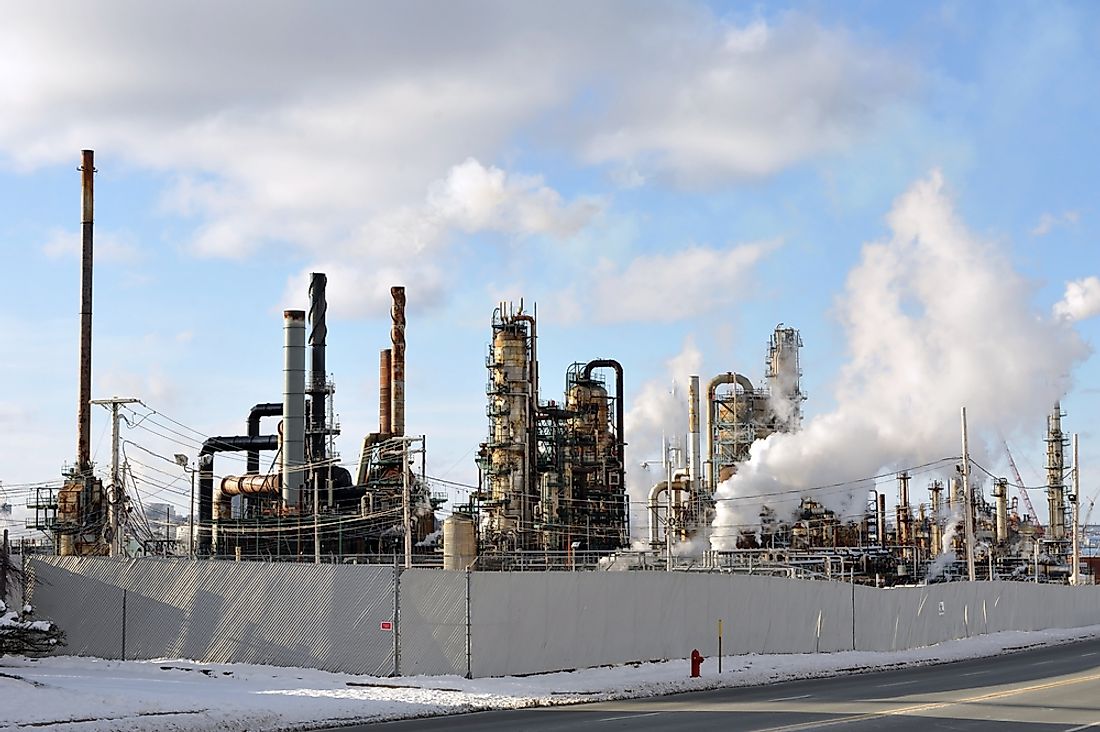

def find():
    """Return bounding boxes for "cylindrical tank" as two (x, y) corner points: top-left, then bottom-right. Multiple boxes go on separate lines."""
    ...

(221, 474), (280, 496)
(379, 348), (392, 434)
(282, 309), (307, 509)
(490, 323), (530, 523)
(993, 478), (1009, 544)
(443, 513), (477, 571)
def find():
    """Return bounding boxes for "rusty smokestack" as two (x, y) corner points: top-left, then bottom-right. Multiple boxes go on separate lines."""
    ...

(76, 150), (94, 472)
(390, 286), (406, 437)
(379, 348), (392, 435)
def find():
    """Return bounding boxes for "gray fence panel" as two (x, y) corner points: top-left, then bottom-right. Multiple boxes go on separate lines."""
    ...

(29, 557), (395, 675)
(398, 568), (466, 677)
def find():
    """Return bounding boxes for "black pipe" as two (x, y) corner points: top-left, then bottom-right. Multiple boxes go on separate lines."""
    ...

(308, 273), (328, 464)
(246, 403), (282, 473)
(581, 359), (626, 494)
(197, 434), (278, 556)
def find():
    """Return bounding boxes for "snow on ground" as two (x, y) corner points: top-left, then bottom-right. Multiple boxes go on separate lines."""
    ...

(3, 625), (1100, 731)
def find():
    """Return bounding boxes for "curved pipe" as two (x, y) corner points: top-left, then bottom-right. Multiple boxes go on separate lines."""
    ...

(648, 481), (668, 546)
(705, 372), (754, 492)
(247, 403), (282, 473)
(581, 359), (625, 493)
(648, 470), (691, 546)
(197, 434), (278, 556)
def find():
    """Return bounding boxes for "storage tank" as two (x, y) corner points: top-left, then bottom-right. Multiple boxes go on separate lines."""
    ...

(443, 513), (478, 570)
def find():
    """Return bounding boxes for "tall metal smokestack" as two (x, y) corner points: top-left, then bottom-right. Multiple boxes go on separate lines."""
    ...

(76, 150), (94, 472)
(308, 273), (328, 464)
(688, 375), (702, 500)
(282, 310), (307, 508)
(390, 286), (406, 437)
(379, 349), (392, 434)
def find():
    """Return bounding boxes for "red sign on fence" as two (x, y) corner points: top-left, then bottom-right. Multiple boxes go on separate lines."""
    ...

(380, 621), (393, 631)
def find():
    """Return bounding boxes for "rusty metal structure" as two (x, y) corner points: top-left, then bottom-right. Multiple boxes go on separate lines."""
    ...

(472, 302), (627, 558)
(56, 150), (108, 556)
(195, 280), (439, 560)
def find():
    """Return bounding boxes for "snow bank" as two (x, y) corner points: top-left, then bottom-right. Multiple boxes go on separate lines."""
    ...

(1, 624), (1098, 731)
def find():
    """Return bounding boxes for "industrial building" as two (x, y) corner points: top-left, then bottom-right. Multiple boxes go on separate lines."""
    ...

(28, 150), (1095, 586)
(444, 302), (628, 568)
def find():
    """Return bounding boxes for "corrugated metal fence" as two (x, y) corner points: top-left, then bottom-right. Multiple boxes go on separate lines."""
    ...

(27, 557), (1100, 678)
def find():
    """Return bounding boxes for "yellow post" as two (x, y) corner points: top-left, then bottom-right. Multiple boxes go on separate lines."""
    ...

(717, 618), (723, 673)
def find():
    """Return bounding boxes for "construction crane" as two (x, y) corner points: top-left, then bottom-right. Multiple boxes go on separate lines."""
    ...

(1003, 439), (1043, 536)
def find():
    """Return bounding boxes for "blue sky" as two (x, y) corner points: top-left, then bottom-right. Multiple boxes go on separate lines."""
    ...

(1, 1), (1098, 534)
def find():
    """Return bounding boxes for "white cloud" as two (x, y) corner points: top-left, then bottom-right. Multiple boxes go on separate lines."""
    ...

(1054, 276), (1100, 322)
(0, 5), (909, 269)
(552, 240), (781, 324)
(284, 159), (601, 318)
(1031, 210), (1080, 236)
(583, 14), (911, 184)
(624, 336), (703, 540)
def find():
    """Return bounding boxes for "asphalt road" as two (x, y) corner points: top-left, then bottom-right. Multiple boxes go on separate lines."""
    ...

(340, 636), (1100, 731)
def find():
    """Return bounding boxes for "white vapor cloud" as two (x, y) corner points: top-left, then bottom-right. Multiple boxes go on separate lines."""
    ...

(1031, 210), (1080, 237)
(1054, 276), (1100, 322)
(711, 170), (1089, 548)
(552, 240), (781, 324)
(624, 336), (703, 541)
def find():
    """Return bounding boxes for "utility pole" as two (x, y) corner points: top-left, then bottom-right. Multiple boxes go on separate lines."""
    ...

(403, 440), (412, 569)
(1072, 433), (1081, 586)
(961, 407), (977, 582)
(92, 397), (139, 556)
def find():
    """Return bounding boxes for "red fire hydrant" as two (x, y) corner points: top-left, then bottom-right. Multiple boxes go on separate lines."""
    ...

(690, 649), (704, 678)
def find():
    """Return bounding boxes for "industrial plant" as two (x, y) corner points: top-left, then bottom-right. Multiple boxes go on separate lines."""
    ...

(23, 150), (1098, 588)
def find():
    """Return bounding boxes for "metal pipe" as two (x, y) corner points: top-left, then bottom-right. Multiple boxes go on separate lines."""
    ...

(379, 349), (392, 434)
(581, 359), (626, 497)
(961, 407), (976, 582)
(77, 150), (94, 472)
(993, 478), (1008, 544)
(688, 375), (702, 501)
(390, 286), (406, 437)
(876, 492), (886, 546)
(705, 372), (754, 491)
(197, 434), (278, 555)
(308, 273), (328, 465)
(283, 310), (307, 508)
(246, 403), (282, 473)
(1072, 433), (1081, 585)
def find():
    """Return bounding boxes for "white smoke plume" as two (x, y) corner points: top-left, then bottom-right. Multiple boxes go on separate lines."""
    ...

(624, 337), (702, 545)
(711, 171), (1089, 550)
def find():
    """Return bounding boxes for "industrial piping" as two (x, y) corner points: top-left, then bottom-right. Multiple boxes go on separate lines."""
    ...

(581, 359), (625, 491)
(196, 434), (279, 555)
(246, 403), (282, 473)
(283, 310), (307, 508)
(688, 375), (702, 501)
(705, 372), (755, 492)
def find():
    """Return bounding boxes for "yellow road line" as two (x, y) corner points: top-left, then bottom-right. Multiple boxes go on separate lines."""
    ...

(748, 670), (1100, 732)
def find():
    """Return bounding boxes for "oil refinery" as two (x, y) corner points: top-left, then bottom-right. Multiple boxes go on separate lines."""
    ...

(17, 150), (1098, 588)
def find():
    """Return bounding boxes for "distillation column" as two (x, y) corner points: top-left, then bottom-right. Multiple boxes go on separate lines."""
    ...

(1046, 402), (1067, 541)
